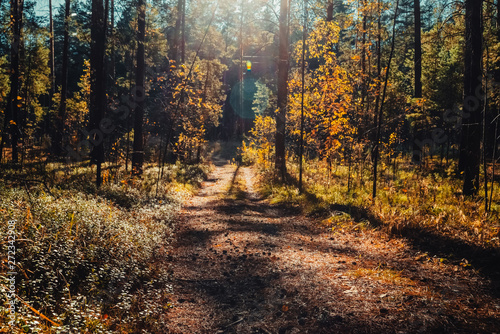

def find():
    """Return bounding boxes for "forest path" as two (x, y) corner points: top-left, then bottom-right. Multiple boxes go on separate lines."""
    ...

(164, 156), (500, 333)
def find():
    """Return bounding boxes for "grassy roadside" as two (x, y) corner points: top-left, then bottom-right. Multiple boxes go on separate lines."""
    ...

(250, 157), (500, 278)
(0, 162), (210, 333)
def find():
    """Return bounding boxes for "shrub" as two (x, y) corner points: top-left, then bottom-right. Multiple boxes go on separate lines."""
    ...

(0, 163), (209, 333)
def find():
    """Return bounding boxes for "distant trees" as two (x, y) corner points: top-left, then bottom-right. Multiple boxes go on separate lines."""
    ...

(239, 0), (497, 203)
(0, 0), (498, 202)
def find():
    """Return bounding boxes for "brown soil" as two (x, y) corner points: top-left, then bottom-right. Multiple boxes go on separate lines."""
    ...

(162, 158), (500, 334)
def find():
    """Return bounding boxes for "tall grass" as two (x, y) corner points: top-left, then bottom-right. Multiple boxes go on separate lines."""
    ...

(248, 151), (500, 251)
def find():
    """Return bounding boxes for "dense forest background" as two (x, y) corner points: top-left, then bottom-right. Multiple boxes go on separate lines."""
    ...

(1, 0), (500, 332)
(0, 0), (498, 197)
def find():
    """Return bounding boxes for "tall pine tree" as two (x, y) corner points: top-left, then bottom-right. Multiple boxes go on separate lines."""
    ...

(460, 0), (483, 196)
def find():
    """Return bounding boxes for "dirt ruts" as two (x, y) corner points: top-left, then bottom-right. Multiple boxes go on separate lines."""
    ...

(163, 159), (500, 334)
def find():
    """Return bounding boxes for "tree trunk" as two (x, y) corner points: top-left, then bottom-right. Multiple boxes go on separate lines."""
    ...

(361, 1), (367, 119)
(181, 0), (185, 63)
(299, 0), (307, 192)
(371, 0), (381, 147)
(414, 0), (422, 98)
(327, 0), (333, 21)
(275, 0), (289, 181)
(132, 0), (146, 175)
(172, 0), (182, 63)
(172, 0), (185, 63)
(1, 0), (24, 163)
(483, 48), (489, 211)
(90, 0), (107, 186)
(48, 0), (55, 107)
(110, 0), (115, 90)
(491, 0), (500, 209)
(460, 0), (483, 196)
(410, 0), (423, 164)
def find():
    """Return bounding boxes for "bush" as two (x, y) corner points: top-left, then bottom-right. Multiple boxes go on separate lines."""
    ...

(0, 162), (209, 333)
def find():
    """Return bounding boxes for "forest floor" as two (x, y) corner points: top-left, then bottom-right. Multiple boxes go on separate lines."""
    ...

(163, 154), (500, 333)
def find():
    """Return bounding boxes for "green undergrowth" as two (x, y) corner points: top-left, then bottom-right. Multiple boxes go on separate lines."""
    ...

(0, 161), (210, 333)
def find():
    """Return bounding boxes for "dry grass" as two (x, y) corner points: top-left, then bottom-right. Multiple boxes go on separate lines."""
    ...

(254, 156), (500, 252)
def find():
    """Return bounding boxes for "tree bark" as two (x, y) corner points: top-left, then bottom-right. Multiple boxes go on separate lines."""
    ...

(460, 0), (483, 196)
(181, 0), (185, 63)
(410, 0), (423, 164)
(110, 0), (115, 88)
(361, 0), (367, 118)
(414, 0), (422, 98)
(275, 0), (289, 181)
(173, 0), (185, 63)
(132, 0), (146, 175)
(0, 0), (23, 163)
(299, 0), (307, 192)
(48, 0), (55, 107)
(327, 0), (333, 21)
(90, 0), (107, 186)
(172, 0), (182, 63)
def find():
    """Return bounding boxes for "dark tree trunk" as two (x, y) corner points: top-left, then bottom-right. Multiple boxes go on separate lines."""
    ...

(371, 0), (382, 149)
(460, 0), (483, 196)
(132, 0), (146, 175)
(491, 0), (500, 208)
(327, 0), (333, 21)
(173, 0), (185, 63)
(48, 0), (55, 106)
(90, 0), (107, 186)
(497, 0), (500, 72)
(275, 0), (289, 181)
(104, 0), (109, 31)
(172, 0), (181, 63)
(414, 0), (422, 98)
(411, 0), (423, 164)
(361, 1), (367, 118)
(181, 0), (185, 63)
(0, 0), (23, 163)
(110, 0), (115, 89)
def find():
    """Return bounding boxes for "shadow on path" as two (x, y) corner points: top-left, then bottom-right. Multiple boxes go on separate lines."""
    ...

(165, 163), (500, 334)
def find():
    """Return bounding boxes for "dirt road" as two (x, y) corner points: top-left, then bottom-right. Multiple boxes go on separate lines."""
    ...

(163, 159), (500, 333)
